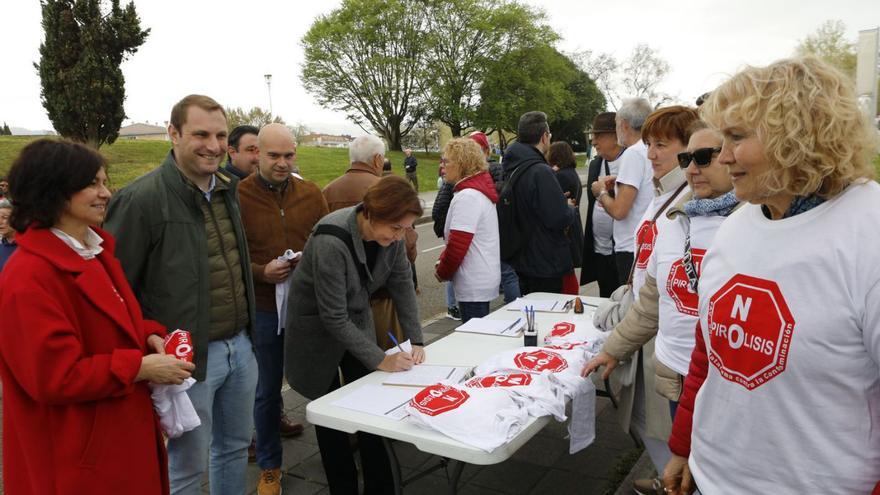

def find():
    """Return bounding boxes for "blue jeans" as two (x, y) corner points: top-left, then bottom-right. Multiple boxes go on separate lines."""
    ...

(458, 301), (490, 323)
(168, 331), (258, 495)
(500, 262), (521, 303)
(445, 281), (457, 308)
(252, 311), (284, 469)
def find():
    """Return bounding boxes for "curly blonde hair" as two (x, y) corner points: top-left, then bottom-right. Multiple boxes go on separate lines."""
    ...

(443, 138), (487, 178)
(701, 56), (877, 199)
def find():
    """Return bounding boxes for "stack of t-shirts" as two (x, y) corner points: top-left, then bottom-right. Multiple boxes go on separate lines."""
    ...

(464, 371), (566, 421)
(474, 346), (591, 396)
(405, 383), (531, 452)
(474, 346), (597, 453)
(542, 320), (606, 352)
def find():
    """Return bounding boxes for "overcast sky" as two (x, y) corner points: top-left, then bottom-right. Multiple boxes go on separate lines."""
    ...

(2, 0), (878, 135)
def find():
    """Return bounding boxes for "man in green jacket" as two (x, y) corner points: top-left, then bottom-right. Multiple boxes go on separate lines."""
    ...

(105, 94), (258, 495)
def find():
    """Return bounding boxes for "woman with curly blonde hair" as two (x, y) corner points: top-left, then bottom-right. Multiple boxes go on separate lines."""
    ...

(663, 56), (880, 494)
(434, 138), (500, 323)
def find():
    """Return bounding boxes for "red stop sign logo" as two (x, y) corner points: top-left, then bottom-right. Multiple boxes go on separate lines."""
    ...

(707, 274), (795, 390)
(549, 322), (576, 338)
(665, 249), (706, 316)
(513, 350), (568, 373)
(635, 220), (658, 269)
(466, 373), (533, 388)
(410, 384), (470, 417)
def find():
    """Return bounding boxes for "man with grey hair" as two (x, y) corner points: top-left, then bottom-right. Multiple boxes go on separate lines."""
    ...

(590, 97), (653, 281)
(323, 135), (386, 211)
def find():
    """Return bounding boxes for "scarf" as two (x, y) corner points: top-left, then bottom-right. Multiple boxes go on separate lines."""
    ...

(683, 190), (739, 217)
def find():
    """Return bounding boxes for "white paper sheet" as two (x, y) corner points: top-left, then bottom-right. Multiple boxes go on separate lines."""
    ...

(384, 339), (413, 355)
(504, 298), (568, 313)
(454, 317), (524, 337)
(331, 384), (416, 421)
(382, 365), (472, 387)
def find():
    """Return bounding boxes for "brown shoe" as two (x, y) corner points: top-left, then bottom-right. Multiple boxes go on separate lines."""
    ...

(279, 413), (304, 438)
(257, 468), (282, 495)
(248, 437), (257, 463)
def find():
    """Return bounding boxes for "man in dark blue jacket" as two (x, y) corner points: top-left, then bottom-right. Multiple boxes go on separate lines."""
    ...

(502, 111), (577, 294)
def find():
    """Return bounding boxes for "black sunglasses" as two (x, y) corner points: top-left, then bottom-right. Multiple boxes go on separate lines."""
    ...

(677, 147), (721, 168)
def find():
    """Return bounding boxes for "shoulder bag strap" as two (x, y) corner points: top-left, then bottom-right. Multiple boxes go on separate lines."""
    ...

(625, 182), (688, 286)
(313, 224), (368, 287)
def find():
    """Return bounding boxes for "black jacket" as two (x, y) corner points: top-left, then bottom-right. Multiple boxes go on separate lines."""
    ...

(501, 142), (576, 278)
(555, 167), (584, 268)
(431, 181), (454, 238)
(404, 156), (418, 173)
(488, 158), (504, 194)
(580, 155), (608, 284)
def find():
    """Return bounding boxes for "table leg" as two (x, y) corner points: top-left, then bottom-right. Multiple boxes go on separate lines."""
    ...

(382, 437), (404, 495)
(446, 459), (465, 495)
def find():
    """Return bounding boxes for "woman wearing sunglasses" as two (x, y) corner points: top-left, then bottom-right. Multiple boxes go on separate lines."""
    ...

(583, 106), (699, 494)
(663, 57), (880, 494)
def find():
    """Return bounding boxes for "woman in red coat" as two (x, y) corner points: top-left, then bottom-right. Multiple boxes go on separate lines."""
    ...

(0, 139), (195, 494)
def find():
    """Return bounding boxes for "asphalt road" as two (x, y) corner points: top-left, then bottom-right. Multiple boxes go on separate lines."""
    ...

(412, 199), (591, 322)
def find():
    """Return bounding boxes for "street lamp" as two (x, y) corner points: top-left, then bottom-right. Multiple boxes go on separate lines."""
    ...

(264, 74), (273, 114)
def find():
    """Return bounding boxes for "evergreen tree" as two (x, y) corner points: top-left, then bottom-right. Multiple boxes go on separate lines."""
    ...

(36, 0), (149, 148)
(1, 122), (10, 136)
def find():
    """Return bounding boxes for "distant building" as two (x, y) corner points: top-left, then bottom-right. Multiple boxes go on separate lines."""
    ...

(299, 132), (354, 148)
(118, 123), (168, 141)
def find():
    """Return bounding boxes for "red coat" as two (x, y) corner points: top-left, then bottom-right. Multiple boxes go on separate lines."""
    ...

(0, 226), (169, 494)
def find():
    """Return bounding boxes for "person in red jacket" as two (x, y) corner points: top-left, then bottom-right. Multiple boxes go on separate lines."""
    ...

(0, 139), (195, 495)
(434, 138), (500, 323)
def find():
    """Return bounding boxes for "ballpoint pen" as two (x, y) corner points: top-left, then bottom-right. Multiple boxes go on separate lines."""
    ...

(387, 331), (405, 354)
(501, 317), (522, 334)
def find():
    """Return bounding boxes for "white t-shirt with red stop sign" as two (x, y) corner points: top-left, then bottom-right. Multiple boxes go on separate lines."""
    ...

(405, 383), (531, 452)
(690, 181), (880, 493)
(650, 214), (726, 376)
(612, 140), (653, 254)
(631, 187), (684, 300)
(474, 346), (592, 397)
(464, 372), (566, 421)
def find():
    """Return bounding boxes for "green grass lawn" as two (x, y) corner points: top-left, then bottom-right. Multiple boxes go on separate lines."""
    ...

(0, 136), (443, 191)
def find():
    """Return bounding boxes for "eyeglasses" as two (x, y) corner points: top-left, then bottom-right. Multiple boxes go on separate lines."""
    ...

(677, 147), (721, 168)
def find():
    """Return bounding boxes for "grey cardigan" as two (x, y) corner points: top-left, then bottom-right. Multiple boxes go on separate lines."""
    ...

(284, 206), (423, 400)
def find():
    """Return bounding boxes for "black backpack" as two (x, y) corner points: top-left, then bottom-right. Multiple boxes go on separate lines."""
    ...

(497, 160), (540, 262)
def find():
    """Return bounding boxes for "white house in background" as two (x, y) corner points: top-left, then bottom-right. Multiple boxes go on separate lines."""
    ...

(299, 132), (354, 148)
(118, 123), (168, 141)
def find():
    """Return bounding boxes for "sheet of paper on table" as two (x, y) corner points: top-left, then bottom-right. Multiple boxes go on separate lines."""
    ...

(330, 384), (416, 421)
(385, 339), (413, 355)
(454, 317), (525, 337)
(382, 364), (473, 387)
(504, 298), (568, 313)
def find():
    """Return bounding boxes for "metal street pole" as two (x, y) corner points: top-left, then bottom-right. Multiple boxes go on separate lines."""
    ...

(264, 74), (273, 115)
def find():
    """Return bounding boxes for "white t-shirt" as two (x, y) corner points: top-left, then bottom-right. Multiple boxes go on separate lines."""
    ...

(630, 186), (687, 300)
(406, 383), (530, 453)
(612, 141), (652, 253)
(651, 214), (726, 375)
(592, 156), (622, 256)
(444, 188), (501, 302)
(690, 181), (880, 493)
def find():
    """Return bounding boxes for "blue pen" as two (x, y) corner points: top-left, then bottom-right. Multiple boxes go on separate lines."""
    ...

(387, 331), (405, 354)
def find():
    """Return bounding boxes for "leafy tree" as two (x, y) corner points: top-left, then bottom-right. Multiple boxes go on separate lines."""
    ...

(795, 20), (856, 77)
(36, 0), (149, 149)
(301, 0), (426, 150)
(548, 66), (606, 152)
(419, 0), (553, 137)
(225, 106), (285, 129)
(288, 122), (311, 141)
(576, 44), (672, 109)
(475, 45), (600, 149)
(0, 122), (10, 136)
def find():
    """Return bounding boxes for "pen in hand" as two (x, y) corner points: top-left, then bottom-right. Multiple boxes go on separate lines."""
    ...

(387, 331), (405, 354)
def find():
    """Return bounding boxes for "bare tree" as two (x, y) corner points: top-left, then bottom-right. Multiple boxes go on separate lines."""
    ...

(574, 44), (672, 109)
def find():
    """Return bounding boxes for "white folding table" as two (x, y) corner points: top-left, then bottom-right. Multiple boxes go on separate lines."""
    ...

(305, 292), (605, 494)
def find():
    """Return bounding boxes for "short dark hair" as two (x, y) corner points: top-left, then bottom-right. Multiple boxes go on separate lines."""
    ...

(362, 176), (423, 223)
(229, 125), (259, 150)
(547, 141), (577, 169)
(169, 94), (226, 132)
(7, 139), (106, 233)
(517, 111), (549, 145)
